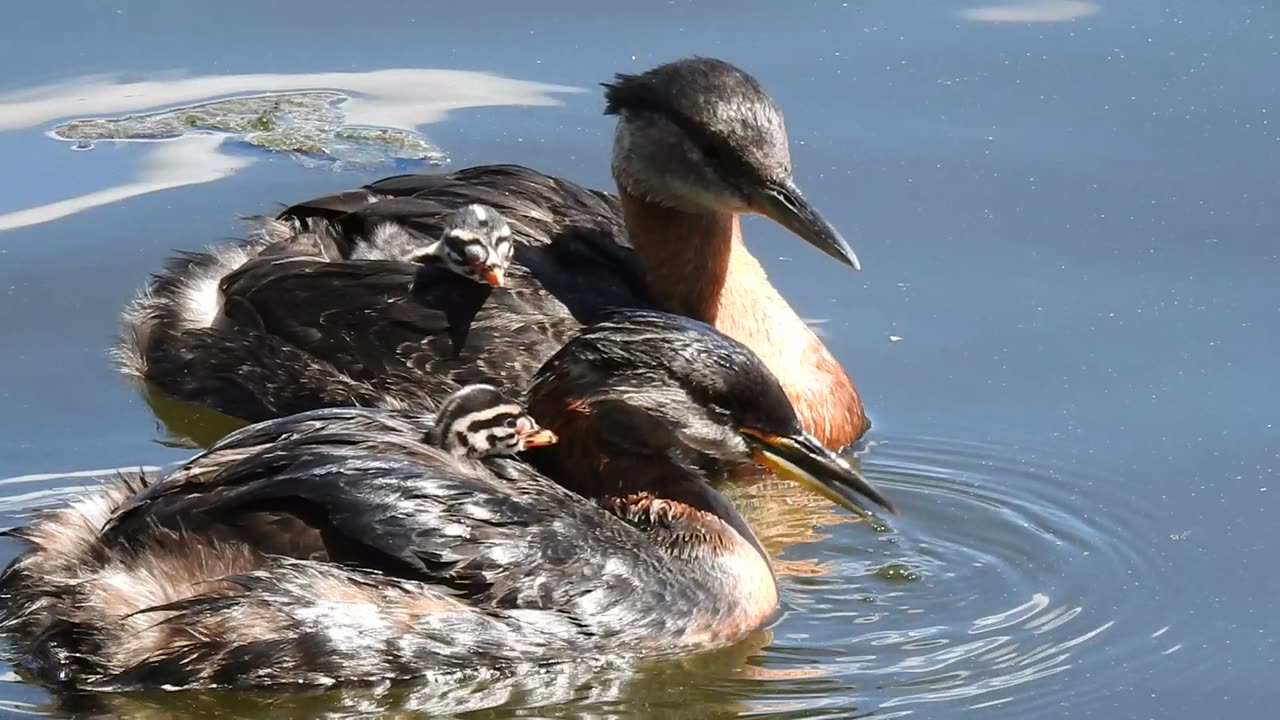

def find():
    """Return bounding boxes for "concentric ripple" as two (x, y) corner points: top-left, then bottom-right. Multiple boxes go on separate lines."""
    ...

(734, 434), (1190, 717)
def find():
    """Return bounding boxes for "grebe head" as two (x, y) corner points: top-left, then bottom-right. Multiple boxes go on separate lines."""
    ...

(429, 384), (558, 457)
(406, 204), (515, 287)
(526, 311), (893, 516)
(604, 57), (860, 270)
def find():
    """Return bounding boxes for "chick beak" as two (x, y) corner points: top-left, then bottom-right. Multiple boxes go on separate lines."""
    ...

(740, 427), (895, 518)
(475, 263), (504, 287)
(517, 425), (558, 449)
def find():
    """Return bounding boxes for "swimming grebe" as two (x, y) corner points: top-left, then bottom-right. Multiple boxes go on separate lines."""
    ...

(114, 57), (870, 449)
(348, 203), (515, 287)
(4, 311), (892, 690)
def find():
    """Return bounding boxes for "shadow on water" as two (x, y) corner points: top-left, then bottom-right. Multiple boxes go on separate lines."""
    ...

(0, 433), (1194, 718)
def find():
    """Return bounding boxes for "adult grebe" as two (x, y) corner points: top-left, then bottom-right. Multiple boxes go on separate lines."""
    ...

(5, 312), (892, 690)
(114, 57), (870, 449)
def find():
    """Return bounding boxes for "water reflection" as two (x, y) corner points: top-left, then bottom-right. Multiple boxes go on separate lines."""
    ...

(17, 643), (774, 720)
(0, 69), (581, 133)
(960, 1), (1100, 22)
(0, 135), (249, 233)
(0, 68), (581, 232)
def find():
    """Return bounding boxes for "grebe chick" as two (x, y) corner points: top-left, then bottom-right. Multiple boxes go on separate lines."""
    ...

(430, 383), (557, 456)
(349, 203), (514, 287)
(411, 204), (514, 287)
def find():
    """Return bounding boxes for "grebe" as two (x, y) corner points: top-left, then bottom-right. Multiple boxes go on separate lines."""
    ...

(114, 57), (871, 449)
(348, 203), (515, 287)
(4, 311), (892, 691)
(427, 383), (557, 455)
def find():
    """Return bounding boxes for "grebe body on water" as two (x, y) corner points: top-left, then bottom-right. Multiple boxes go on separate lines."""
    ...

(3, 312), (892, 690)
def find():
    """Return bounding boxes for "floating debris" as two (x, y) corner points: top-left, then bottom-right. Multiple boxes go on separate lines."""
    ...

(872, 562), (921, 583)
(889, 335), (904, 343)
(50, 91), (448, 169)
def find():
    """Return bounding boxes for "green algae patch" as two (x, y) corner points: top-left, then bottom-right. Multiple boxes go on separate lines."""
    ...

(51, 91), (447, 168)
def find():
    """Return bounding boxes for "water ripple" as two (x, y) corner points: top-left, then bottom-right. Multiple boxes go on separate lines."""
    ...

(0, 466), (162, 519)
(756, 434), (1191, 716)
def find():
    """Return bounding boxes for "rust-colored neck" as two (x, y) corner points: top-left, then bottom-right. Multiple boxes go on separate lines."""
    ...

(618, 190), (868, 448)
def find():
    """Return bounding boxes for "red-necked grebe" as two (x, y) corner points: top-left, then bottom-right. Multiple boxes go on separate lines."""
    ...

(6, 311), (892, 690)
(113, 57), (870, 449)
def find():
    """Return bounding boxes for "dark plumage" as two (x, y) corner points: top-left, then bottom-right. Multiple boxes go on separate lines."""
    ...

(114, 165), (643, 423)
(113, 57), (871, 448)
(4, 311), (893, 691)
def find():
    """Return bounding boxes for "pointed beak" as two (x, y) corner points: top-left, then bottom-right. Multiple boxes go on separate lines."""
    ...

(740, 427), (894, 518)
(749, 181), (861, 270)
(518, 426), (558, 449)
(478, 265), (505, 287)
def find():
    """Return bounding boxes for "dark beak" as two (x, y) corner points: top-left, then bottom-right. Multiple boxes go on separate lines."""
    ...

(750, 181), (861, 270)
(740, 427), (895, 518)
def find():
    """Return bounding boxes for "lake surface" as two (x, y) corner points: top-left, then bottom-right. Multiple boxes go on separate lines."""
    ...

(1, 0), (1276, 717)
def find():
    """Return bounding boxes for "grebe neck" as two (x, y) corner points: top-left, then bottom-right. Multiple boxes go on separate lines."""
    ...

(617, 190), (868, 448)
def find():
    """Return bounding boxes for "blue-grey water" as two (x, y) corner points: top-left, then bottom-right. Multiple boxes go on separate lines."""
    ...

(0, 0), (1276, 717)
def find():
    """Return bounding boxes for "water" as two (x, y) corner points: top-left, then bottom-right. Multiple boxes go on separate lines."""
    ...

(0, 0), (1275, 716)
